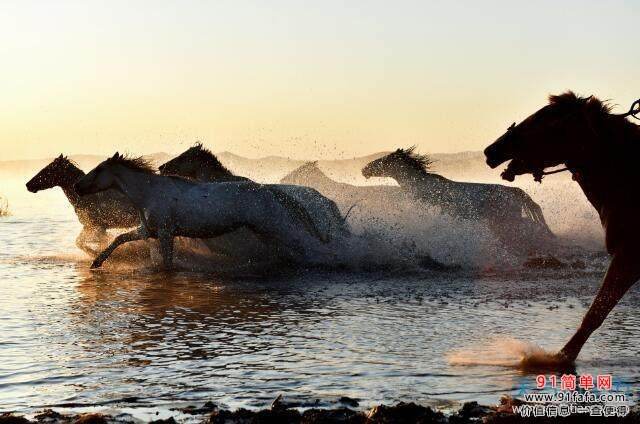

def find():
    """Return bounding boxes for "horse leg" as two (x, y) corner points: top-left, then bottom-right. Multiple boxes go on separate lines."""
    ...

(91, 228), (145, 269)
(558, 248), (640, 362)
(158, 229), (174, 270)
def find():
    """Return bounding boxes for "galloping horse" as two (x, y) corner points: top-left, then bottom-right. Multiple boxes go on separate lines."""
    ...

(280, 161), (405, 211)
(362, 148), (554, 253)
(26, 155), (138, 253)
(484, 91), (640, 364)
(75, 153), (331, 269)
(159, 143), (351, 240)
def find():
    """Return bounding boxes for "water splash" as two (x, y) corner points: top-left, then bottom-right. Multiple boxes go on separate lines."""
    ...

(342, 196), (514, 270)
(447, 337), (557, 369)
(0, 195), (10, 217)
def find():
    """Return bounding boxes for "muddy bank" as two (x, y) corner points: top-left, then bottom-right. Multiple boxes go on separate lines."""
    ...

(2, 397), (638, 424)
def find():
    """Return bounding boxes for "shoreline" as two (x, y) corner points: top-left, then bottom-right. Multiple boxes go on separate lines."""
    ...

(2, 396), (638, 423)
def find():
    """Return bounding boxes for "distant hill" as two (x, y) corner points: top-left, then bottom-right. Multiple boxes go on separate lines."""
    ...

(215, 150), (491, 184)
(0, 152), (172, 179)
(0, 149), (496, 184)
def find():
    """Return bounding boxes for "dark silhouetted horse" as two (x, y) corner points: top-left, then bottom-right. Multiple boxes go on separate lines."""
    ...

(26, 155), (138, 254)
(485, 91), (640, 364)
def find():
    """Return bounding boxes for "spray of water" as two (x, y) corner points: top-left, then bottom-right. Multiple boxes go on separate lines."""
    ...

(447, 337), (557, 369)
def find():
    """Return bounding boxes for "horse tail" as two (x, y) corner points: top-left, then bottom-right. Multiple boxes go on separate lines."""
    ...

(342, 201), (360, 224)
(516, 189), (554, 237)
(265, 186), (329, 243)
(322, 200), (358, 240)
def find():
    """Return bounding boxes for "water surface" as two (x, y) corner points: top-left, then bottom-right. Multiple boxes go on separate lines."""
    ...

(1, 181), (639, 418)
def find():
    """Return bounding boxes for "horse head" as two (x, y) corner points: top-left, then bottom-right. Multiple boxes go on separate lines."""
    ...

(485, 91), (618, 182)
(26, 154), (80, 193)
(75, 152), (154, 196)
(362, 147), (433, 179)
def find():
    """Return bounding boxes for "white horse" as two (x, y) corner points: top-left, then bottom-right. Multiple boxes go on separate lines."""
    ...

(74, 153), (331, 269)
(158, 143), (353, 243)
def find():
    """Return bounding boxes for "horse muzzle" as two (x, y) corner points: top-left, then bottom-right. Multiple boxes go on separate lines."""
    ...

(361, 167), (375, 179)
(485, 156), (508, 169)
(484, 136), (513, 169)
(25, 182), (39, 193)
(500, 168), (516, 182)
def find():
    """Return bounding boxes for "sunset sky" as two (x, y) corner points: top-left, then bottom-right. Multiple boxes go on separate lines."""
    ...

(1, 0), (638, 160)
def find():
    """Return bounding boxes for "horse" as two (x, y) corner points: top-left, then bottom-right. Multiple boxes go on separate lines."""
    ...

(26, 154), (139, 254)
(75, 153), (333, 269)
(484, 91), (640, 364)
(280, 161), (405, 211)
(361, 147), (555, 253)
(159, 143), (351, 241)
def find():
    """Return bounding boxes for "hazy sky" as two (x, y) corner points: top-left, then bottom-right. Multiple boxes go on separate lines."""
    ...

(1, 0), (638, 160)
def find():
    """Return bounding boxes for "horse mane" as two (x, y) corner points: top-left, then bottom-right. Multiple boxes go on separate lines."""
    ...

(106, 153), (156, 174)
(394, 146), (435, 174)
(298, 161), (319, 172)
(548, 91), (640, 147)
(190, 142), (235, 176)
(548, 91), (613, 115)
(56, 155), (80, 169)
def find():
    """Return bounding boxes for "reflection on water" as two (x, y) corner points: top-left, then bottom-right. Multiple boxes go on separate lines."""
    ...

(1, 180), (639, 415)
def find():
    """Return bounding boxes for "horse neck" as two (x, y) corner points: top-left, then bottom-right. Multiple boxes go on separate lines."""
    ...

(111, 168), (156, 207)
(197, 165), (235, 182)
(313, 170), (336, 185)
(569, 119), (640, 219)
(59, 165), (85, 206)
(386, 165), (444, 191)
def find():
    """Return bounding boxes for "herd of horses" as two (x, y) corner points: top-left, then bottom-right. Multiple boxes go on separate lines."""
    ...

(26, 145), (555, 263)
(22, 91), (640, 365)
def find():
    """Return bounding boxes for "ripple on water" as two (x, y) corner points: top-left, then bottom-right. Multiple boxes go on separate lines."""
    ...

(1, 191), (638, 416)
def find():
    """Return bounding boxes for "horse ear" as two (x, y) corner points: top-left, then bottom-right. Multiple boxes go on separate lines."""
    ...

(58, 154), (64, 159)
(112, 152), (120, 159)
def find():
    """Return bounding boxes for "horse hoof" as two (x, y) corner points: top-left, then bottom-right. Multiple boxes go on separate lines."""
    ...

(90, 260), (102, 269)
(519, 351), (575, 372)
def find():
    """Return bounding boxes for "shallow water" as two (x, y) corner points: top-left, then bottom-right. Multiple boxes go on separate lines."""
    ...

(1, 180), (639, 418)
